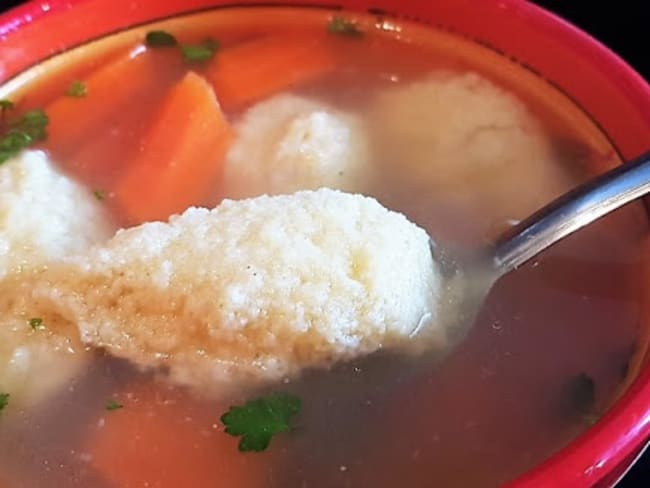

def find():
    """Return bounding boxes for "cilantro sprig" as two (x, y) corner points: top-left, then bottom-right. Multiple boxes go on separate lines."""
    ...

(221, 392), (301, 452)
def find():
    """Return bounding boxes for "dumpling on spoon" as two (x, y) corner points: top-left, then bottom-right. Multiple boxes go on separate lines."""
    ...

(6, 189), (443, 392)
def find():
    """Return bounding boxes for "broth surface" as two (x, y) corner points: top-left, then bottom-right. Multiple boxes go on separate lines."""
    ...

(0, 7), (647, 488)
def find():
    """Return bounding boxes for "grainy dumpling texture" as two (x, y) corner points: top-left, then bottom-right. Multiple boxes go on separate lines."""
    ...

(0, 305), (87, 410)
(223, 94), (369, 199)
(22, 189), (441, 391)
(370, 71), (571, 241)
(0, 150), (114, 408)
(0, 150), (114, 277)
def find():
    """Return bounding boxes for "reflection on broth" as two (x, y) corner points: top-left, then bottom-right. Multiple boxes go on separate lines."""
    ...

(0, 7), (647, 488)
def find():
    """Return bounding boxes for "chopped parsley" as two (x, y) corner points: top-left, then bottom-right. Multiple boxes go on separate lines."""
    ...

(145, 30), (178, 47)
(221, 392), (301, 452)
(65, 80), (87, 98)
(93, 189), (106, 201)
(105, 399), (124, 411)
(0, 392), (8, 413)
(0, 99), (14, 113)
(181, 42), (217, 63)
(29, 317), (44, 330)
(0, 108), (49, 164)
(327, 16), (364, 37)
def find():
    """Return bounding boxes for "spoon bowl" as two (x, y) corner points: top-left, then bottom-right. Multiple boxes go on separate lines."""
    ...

(426, 151), (650, 344)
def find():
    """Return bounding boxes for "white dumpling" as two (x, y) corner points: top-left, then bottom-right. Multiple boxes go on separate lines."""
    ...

(6, 189), (442, 393)
(370, 71), (572, 241)
(223, 94), (370, 199)
(0, 151), (114, 409)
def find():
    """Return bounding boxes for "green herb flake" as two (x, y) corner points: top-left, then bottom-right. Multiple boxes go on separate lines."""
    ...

(29, 317), (44, 330)
(11, 109), (49, 141)
(181, 44), (216, 63)
(0, 392), (9, 412)
(0, 131), (32, 164)
(105, 399), (124, 411)
(145, 30), (178, 47)
(65, 80), (87, 98)
(327, 16), (364, 37)
(221, 392), (301, 452)
(0, 108), (48, 164)
(93, 189), (106, 201)
(0, 99), (14, 112)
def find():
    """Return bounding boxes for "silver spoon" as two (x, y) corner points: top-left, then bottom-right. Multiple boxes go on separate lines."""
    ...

(429, 151), (650, 344)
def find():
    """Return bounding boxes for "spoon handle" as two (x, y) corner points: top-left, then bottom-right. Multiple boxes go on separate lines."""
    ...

(493, 151), (650, 275)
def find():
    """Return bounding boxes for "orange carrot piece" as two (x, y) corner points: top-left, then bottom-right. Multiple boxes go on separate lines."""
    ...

(114, 71), (233, 224)
(205, 33), (337, 111)
(45, 46), (160, 156)
(87, 382), (270, 488)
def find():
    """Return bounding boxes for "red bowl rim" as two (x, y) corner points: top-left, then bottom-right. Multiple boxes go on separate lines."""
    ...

(2, 1), (650, 487)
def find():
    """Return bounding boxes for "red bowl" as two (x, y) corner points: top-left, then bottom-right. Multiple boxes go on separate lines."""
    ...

(2, 1), (650, 486)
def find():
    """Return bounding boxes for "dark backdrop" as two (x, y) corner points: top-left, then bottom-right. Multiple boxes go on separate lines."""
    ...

(1, 0), (649, 485)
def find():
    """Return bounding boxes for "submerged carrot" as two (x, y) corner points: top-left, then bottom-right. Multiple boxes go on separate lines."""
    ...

(87, 382), (270, 488)
(205, 33), (337, 111)
(45, 46), (160, 156)
(114, 71), (233, 224)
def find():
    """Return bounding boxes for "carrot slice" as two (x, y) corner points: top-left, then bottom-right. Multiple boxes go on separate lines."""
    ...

(205, 33), (337, 111)
(45, 46), (160, 156)
(114, 71), (233, 224)
(87, 382), (271, 488)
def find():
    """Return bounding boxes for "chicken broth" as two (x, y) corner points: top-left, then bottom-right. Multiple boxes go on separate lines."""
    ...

(0, 7), (647, 488)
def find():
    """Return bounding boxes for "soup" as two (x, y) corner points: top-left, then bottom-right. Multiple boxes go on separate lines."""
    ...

(0, 7), (647, 488)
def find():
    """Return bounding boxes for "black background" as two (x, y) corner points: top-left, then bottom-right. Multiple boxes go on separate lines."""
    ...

(1, 0), (649, 485)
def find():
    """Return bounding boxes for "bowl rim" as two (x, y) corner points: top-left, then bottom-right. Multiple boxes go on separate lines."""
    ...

(2, 1), (650, 487)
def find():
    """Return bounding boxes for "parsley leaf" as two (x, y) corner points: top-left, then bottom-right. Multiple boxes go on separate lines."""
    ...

(0, 131), (32, 163)
(181, 42), (217, 62)
(93, 189), (106, 201)
(0, 99), (14, 113)
(0, 108), (49, 164)
(0, 392), (8, 412)
(11, 109), (49, 141)
(327, 16), (363, 37)
(66, 80), (87, 98)
(105, 399), (123, 411)
(221, 392), (301, 452)
(29, 317), (44, 330)
(145, 30), (178, 47)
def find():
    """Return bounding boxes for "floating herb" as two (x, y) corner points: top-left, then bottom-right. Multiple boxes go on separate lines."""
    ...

(145, 30), (178, 47)
(327, 16), (364, 37)
(66, 80), (88, 98)
(221, 392), (301, 452)
(105, 399), (124, 411)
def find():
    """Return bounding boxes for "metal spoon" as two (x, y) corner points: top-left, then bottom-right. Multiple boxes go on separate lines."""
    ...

(429, 151), (650, 344)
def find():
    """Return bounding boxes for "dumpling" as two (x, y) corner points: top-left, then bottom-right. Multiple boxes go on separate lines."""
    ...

(0, 151), (114, 408)
(6, 189), (442, 392)
(369, 71), (572, 242)
(223, 94), (369, 199)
